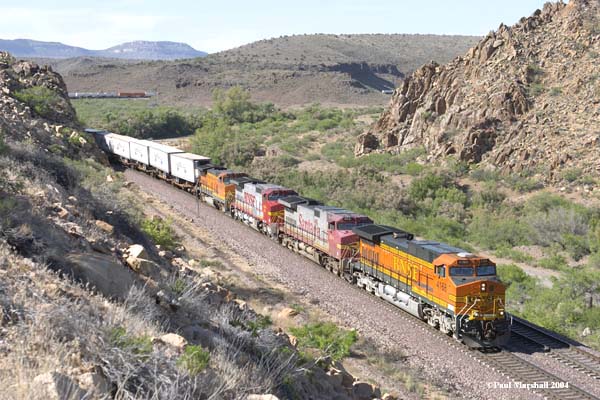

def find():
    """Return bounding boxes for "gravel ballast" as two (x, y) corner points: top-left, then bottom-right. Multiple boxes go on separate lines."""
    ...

(125, 169), (557, 400)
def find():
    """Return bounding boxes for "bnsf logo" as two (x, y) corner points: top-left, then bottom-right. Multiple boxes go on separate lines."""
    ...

(244, 192), (256, 206)
(298, 214), (320, 237)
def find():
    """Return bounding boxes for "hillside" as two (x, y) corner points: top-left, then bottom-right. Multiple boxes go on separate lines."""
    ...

(0, 38), (207, 60)
(357, 0), (600, 183)
(45, 34), (479, 107)
(0, 52), (395, 399)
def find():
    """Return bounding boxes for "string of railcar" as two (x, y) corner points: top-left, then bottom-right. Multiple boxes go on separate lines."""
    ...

(87, 128), (511, 349)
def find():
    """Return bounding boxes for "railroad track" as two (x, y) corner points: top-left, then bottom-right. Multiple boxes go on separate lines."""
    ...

(509, 316), (600, 381)
(128, 169), (599, 400)
(346, 282), (599, 400)
(478, 350), (598, 400)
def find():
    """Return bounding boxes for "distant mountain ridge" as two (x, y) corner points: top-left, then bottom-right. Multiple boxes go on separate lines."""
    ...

(0, 39), (207, 60)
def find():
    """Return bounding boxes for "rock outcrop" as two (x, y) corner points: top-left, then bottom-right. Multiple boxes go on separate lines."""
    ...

(358, 0), (600, 182)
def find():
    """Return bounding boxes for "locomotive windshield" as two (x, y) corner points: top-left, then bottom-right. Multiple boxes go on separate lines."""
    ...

(477, 265), (496, 276)
(267, 192), (288, 201)
(450, 267), (474, 276)
(337, 219), (370, 230)
(337, 222), (359, 230)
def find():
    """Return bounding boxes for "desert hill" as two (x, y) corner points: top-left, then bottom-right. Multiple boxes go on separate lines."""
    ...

(357, 0), (600, 182)
(43, 34), (479, 107)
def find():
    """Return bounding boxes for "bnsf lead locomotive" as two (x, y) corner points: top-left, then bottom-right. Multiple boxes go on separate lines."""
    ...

(89, 129), (511, 348)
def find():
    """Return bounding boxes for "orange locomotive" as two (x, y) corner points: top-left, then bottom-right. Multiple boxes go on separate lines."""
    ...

(352, 224), (510, 348)
(198, 166), (247, 210)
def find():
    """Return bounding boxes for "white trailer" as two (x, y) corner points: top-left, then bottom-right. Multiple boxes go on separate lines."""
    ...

(148, 142), (183, 174)
(169, 152), (211, 183)
(105, 133), (131, 160)
(129, 139), (151, 167)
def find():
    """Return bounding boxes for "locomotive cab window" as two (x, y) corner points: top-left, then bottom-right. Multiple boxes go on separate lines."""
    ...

(477, 265), (497, 276)
(435, 265), (446, 277)
(450, 267), (474, 276)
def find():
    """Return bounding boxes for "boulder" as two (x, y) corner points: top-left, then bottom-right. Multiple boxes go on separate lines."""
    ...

(127, 244), (148, 259)
(352, 381), (378, 400)
(154, 333), (188, 351)
(32, 372), (86, 400)
(65, 253), (137, 300)
(76, 371), (111, 397)
(277, 307), (298, 319)
(126, 256), (160, 278)
(95, 220), (114, 234)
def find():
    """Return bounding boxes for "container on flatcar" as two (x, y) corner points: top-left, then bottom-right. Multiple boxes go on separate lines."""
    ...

(147, 142), (183, 174)
(129, 138), (151, 167)
(169, 152), (211, 183)
(105, 133), (131, 160)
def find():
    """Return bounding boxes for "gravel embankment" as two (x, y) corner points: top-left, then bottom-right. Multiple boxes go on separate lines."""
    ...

(126, 170), (544, 400)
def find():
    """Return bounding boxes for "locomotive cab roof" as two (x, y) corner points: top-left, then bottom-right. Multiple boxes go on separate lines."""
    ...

(353, 224), (413, 244)
(278, 195), (321, 210)
(230, 176), (264, 189)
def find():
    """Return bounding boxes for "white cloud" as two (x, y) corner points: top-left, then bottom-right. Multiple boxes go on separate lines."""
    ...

(0, 7), (180, 49)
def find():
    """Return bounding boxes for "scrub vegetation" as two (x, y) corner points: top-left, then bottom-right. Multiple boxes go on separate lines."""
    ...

(81, 86), (600, 350)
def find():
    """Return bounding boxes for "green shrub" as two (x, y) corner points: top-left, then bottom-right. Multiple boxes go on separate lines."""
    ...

(471, 183), (506, 209)
(289, 322), (357, 362)
(141, 216), (178, 249)
(550, 87), (563, 96)
(536, 254), (568, 270)
(109, 327), (152, 355)
(247, 314), (272, 336)
(506, 175), (543, 193)
(561, 168), (583, 183)
(494, 247), (534, 263)
(12, 86), (64, 120)
(170, 278), (188, 295)
(468, 210), (532, 250)
(177, 345), (210, 375)
(200, 259), (224, 268)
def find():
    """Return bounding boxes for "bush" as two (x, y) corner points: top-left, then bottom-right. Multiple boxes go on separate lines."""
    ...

(141, 216), (178, 250)
(12, 86), (64, 120)
(536, 254), (568, 270)
(289, 322), (357, 362)
(561, 168), (583, 183)
(468, 210), (532, 250)
(177, 345), (210, 375)
(494, 247), (534, 263)
(109, 326), (152, 355)
(247, 314), (272, 336)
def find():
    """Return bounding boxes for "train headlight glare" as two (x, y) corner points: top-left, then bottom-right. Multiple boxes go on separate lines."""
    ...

(481, 283), (486, 291)
(500, 311), (504, 316)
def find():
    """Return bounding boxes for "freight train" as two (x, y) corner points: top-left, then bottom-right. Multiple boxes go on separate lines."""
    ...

(87, 129), (511, 348)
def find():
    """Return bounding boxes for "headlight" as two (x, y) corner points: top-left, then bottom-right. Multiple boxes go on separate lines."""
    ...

(481, 283), (486, 291)
(499, 311), (504, 316)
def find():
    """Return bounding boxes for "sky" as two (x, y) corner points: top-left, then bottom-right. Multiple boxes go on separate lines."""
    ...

(0, 0), (552, 53)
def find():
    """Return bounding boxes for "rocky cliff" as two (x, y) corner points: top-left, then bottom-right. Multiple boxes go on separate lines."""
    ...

(357, 0), (600, 182)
